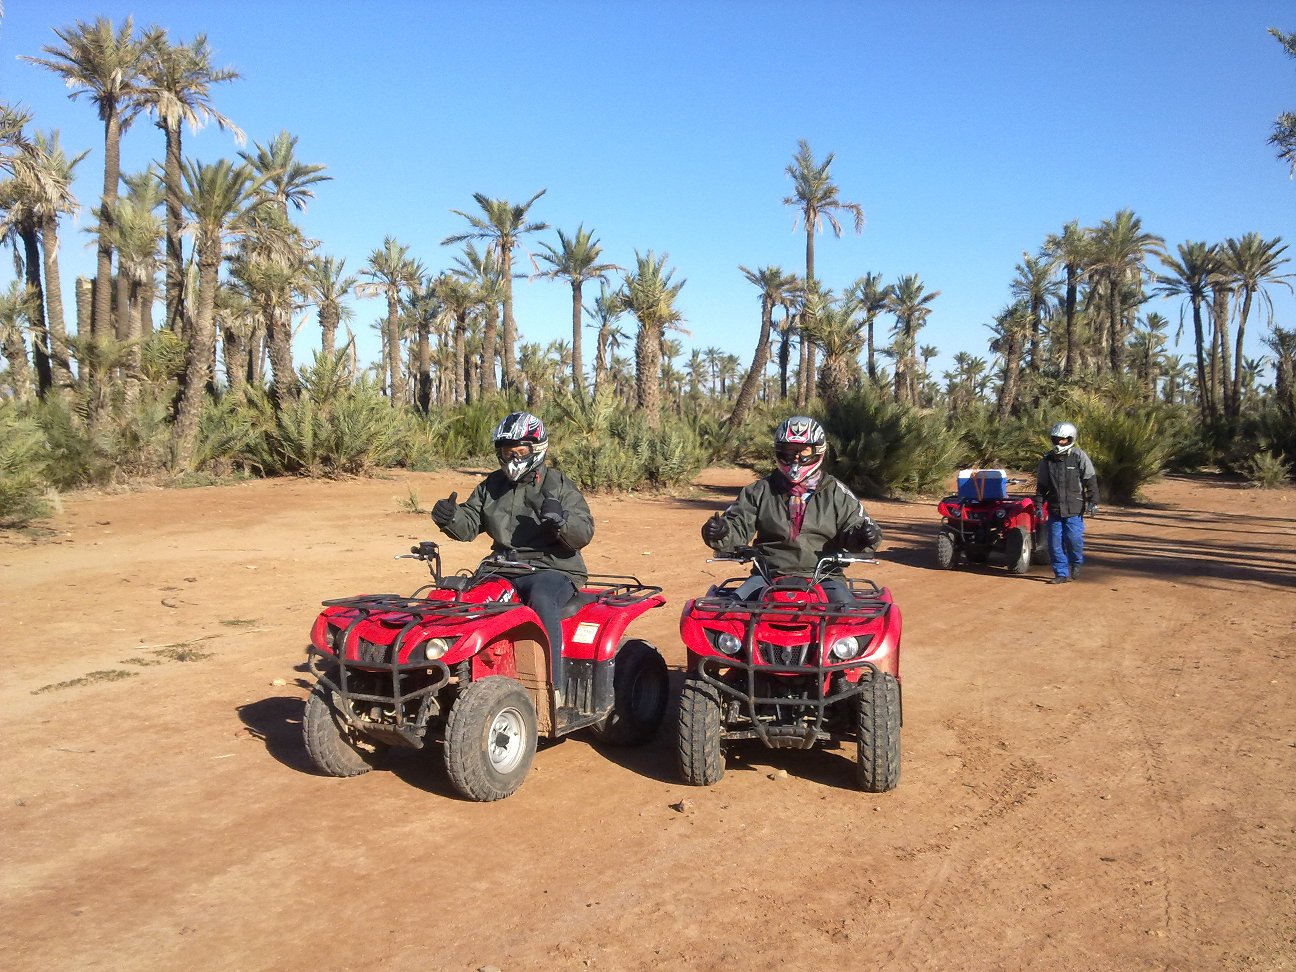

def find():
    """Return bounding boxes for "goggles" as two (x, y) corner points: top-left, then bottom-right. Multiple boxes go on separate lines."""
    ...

(496, 441), (535, 461)
(1050, 436), (1073, 446)
(775, 444), (817, 464)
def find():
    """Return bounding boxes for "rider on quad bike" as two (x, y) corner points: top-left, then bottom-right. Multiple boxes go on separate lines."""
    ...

(431, 411), (592, 719)
(700, 416), (883, 593)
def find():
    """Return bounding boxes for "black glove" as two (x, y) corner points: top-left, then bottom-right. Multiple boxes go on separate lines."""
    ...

(1032, 495), (1046, 512)
(540, 493), (566, 531)
(702, 512), (728, 544)
(1085, 502), (1099, 517)
(431, 491), (458, 528)
(847, 515), (883, 552)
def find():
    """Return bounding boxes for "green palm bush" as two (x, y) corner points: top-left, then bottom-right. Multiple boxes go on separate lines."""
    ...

(1064, 392), (1173, 503)
(0, 402), (51, 528)
(822, 388), (963, 497)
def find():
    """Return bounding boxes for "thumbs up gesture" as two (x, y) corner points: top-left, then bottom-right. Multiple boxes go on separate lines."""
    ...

(701, 511), (728, 544)
(432, 491), (458, 528)
(539, 489), (566, 531)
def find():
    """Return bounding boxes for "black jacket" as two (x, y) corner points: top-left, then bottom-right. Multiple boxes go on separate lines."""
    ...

(436, 464), (594, 582)
(1035, 447), (1099, 518)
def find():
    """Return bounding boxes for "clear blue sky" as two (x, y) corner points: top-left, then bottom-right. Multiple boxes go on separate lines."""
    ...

(4, 0), (1295, 383)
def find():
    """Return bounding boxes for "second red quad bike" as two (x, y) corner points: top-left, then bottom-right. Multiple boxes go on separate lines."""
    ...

(303, 541), (668, 802)
(936, 470), (1051, 574)
(676, 547), (903, 792)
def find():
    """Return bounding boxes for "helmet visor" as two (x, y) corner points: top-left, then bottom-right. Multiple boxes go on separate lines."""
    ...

(775, 444), (817, 465)
(496, 441), (535, 463)
(1050, 435), (1073, 447)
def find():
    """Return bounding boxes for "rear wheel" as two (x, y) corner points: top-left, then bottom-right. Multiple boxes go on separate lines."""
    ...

(1031, 525), (1051, 565)
(856, 672), (901, 792)
(591, 639), (669, 746)
(677, 674), (724, 786)
(935, 531), (960, 570)
(444, 676), (537, 802)
(303, 681), (388, 778)
(1005, 525), (1031, 575)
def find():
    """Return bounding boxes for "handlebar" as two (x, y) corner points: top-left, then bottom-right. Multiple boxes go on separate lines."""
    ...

(708, 546), (877, 583)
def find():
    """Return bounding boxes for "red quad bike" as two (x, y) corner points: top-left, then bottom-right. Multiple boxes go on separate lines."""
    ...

(677, 547), (903, 792)
(303, 541), (669, 802)
(935, 470), (1051, 574)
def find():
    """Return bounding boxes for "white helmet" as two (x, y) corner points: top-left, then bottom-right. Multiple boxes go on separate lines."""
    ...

(775, 416), (827, 484)
(1049, 421), (1078, 454)
(493, 411), (549, 481)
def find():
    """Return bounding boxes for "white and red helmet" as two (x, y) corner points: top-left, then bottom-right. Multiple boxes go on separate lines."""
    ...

(774, 416), (827, 484)
(493, 411), (549, 481)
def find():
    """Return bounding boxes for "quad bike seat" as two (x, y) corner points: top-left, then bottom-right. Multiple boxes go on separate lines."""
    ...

(559, 591), (599, 618)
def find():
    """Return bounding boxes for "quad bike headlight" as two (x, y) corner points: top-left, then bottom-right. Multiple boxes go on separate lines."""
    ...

(830, 636), (862, 660)
(712, 632), (742, 655)
(421, 637), (452, 661)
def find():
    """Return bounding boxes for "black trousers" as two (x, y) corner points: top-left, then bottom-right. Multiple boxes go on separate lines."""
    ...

(511, 570), (577, 690)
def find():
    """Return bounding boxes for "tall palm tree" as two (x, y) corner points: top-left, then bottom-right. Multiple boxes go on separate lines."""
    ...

(584, 282), (627, 401)
(536, 225), (617, 399)
(1157, 241), (1220, 424)
(844, 272), (891, 383)
(1086, 210), (1164, 373)
(617, 250), (684, 428)
(987, 302), (1031, 419)
(730, 264), (800, 428)
(104, 170), (163, 401)
(443, 190), (548, 393)
(0, 281), (36, 401)
(1269, 29), (1296, 175)
(1222, 233), (1291, 419)
(782, 139), (865, 288)
(357, 236), (424, 406)
(22, 17), (162, 340)
(450, 242), (505, 397)
(802, 292), (866, 409)
(885, 274), (940, 406)
(430, 272), (474, 404)
(1043, 221), (1089, 379)
(240, 129), (330, 216)
(140, 32), (242, 334)
(0, 160), (51, 392)
(1009, 251), (1060, 376)
(171, 158), (265, 469)
(302, 255), (356, 354)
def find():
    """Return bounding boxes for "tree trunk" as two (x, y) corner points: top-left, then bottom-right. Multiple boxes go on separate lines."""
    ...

(1232, 288), (1254, 420)
(481, 303), (499, 396)
(997, 333), (1023, 420)
(94, 112), (122, 341)
(19, 224), (52, 395)
(1062, 267), (1078, 379)
(1191, 299), (1212, 424)
(635, 323), (661, 428)
(163, 122), (185, 335)
(728, 299), (773, 429)
(453, 314), (467, 404)
(2, 313), (34, 400)
(171, 252), (220, 471)
(501, 251), (518, 393)
(40, 215), (74, 393)
(416, 316), (431, 413)
(570, 279), (585, 399)
(320, 304), (338, 354)
(267, 304), (297, 409)
(384, 290), (404, 405)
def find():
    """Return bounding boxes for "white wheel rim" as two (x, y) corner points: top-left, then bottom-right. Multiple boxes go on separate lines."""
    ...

(487, 705), (527, 773)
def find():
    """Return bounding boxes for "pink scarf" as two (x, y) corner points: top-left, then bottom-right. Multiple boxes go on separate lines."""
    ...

(785, 470), (822, 540)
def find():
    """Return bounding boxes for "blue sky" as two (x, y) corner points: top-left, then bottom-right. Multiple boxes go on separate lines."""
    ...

(4, 0), (1295, 383)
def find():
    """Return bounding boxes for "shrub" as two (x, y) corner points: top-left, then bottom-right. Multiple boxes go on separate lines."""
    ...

(822, 388), (963, 498)
(1245, 450), (1292, 488)
(0, 402), (52, 528)
(1063, 393), (1174, 503)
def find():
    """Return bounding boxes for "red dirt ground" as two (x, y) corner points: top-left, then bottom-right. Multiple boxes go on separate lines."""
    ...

(1, 468), (1293, 971)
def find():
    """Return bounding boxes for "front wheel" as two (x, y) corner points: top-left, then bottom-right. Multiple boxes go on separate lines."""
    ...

(677, 674), (724, 786)
(936, 531), (960, 570)
(303, 681), (388, 778)
(1004, 525), (1031, 575)
(444, 676), (538, 802)
(856, 672), (901, 792)
(591, 639), (669, 746)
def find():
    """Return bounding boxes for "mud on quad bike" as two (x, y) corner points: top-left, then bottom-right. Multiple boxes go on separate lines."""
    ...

(676, 547), (903, 792)
(303, 541), (669, 802)
(936, 472), (1051, 575)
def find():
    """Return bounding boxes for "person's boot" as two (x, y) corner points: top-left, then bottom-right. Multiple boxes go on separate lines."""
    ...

(1071, 563), (1081, 579)
(1049, 574), (1071, 585)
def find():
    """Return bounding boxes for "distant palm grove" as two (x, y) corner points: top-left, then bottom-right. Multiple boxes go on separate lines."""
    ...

(2, 17), (1295, 527)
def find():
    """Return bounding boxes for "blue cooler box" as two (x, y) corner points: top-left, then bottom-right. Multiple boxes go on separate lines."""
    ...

(957, 468), (1008, 501)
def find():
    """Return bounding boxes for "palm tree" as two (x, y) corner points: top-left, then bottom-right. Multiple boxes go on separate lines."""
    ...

(536, 225), (617, 399)
(1269, 29), (1296, 175)
(303, 255), (356, 354)
(987, 302), (1030, 419)
(584, 283), (627, 400)
(140, 32), (242, 334)
(22, 17), (162, 340)
(450, 242), (505, 397)
(443, 190), (548, 393)
(1009, 251), (1059, 375)
(104, 170), (163, 401)
(1157, 241), (1220, 424)
(240, 129), (329, 216)
(0, 155), (52, 392)
(1086, 210), (1164, 373)
(357, 236), (424, 406)
(1222, 233), (1291, 419)
(885, 274), (940, 406)
(802, 292), (865, 408)
(845, 272), (891, 383)
(617, 250), (684, 427)
(1043, 221), (1089, 379)
(0, 281), (36, 401)
(171, 158), (265, 469)
(730, 265), (800, 428)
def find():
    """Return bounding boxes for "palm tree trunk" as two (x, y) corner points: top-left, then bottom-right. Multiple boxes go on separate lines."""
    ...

(19, 225), (52, 395)
(1191, 299), (1212, 424)
(384, 291), (403, 405)
(1062, 268), (1078, 379)
(997, 333), (1023, 420)
(2, 317), (34, 400)
(592, 327), (608, 399)
(163, 122), (185, 334)
(570, 279), (585, 399)
(501, 253), (518, 393)
(1232, 288), (1254, 420)
(866, 317), (877, 382)
(728, 300), (773, 429)
(416, 317), (431, 413)
(267, 305), (297, 409)
(481, 303), (499, 396)
(40, 216), (74, 393)
(454, 314), (467, 404)
(320, 305), (338, 354)
(94, 112), (123, 341)
(635, 323), (661, 428)
(171, 252), (220, 470)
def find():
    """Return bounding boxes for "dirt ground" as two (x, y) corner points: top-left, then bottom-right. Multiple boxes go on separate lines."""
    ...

(1, 466), (1293, 971)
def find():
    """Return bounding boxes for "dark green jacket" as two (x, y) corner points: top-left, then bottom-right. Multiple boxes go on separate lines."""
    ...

(436, 464), (594, 582)
(706, 472), (880, 574)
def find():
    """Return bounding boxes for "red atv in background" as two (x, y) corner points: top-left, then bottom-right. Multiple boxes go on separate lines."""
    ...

(304, 541), (668, 802)
(936, 468), (1051, 574)
(676, 547), (902, 792)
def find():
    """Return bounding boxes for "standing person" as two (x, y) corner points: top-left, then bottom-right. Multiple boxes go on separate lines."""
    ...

(431, 411), (594, 709)
(1035, 421), (1100, 585)
(701, 416), (882, 603)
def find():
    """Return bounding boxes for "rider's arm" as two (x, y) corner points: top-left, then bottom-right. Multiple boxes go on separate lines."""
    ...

(1079, 451), (1100, 505)
(710, 482), (762, 553)
(552, 475), (595, 551)
(832, 481), (882, 552)
(440, 479), (487, 541)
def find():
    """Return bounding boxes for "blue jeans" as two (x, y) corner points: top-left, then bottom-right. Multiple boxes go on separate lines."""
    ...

(1048, 515), (1085, 577)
